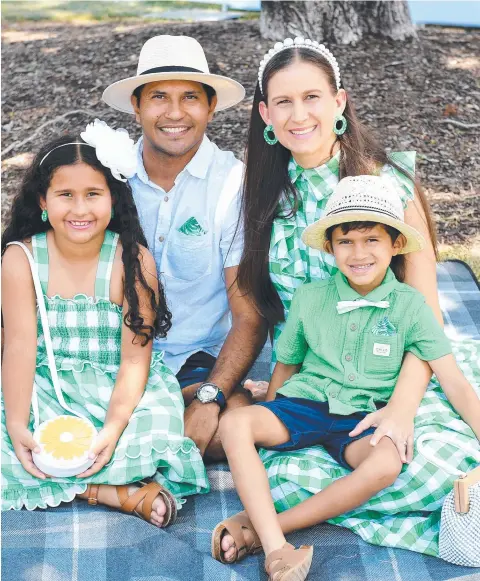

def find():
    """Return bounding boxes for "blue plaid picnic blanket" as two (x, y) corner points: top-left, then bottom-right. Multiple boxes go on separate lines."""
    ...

(2, 261), (480, 581)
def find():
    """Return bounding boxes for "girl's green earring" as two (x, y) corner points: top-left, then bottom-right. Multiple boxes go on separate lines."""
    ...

(41, 209), (48, 223)
(111, 208), (114, 220)
(263, 124), (278, 146)
(333, 114), (348, 136)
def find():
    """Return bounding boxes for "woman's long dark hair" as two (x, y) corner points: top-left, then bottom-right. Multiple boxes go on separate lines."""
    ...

(237, 48), (437, 328)
(2, 136), (172, 345)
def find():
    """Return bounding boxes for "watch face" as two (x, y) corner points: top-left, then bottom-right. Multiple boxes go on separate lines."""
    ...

(198, 384), (218, 403)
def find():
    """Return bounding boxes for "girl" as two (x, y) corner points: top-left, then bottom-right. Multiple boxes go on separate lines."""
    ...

(212, 175), (480, 580)
(235, 38), (479, 559)
(1, 123), (208, 525)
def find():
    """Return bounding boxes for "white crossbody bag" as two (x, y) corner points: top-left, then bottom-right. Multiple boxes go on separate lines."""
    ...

(7, 242), (97, 478)
(417, 431), (480, 566)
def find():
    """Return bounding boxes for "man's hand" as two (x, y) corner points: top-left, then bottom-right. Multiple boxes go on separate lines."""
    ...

(184, 399), (220, 456)
(349, 405), (415, 463)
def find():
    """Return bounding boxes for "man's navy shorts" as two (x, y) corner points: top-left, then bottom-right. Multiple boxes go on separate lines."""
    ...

(176, 351), (216, 389)
(256, 395), (381, 470)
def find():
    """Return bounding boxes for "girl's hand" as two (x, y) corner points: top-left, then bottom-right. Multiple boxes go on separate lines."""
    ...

(8, 423), (47, 480)
(349, 406), (415, 464)
(77, 423), (123, 478)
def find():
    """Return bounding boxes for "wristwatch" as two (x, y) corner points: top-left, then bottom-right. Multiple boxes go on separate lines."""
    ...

(194, 382), (226, 411)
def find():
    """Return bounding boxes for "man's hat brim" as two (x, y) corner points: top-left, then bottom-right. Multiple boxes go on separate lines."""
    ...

(102, 71), (245, 113)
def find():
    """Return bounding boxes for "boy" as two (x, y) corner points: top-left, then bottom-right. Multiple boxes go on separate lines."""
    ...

(211, 175), (480, 581)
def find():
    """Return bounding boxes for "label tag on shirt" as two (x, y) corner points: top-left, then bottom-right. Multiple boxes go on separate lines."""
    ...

(373, 342), (391, 357)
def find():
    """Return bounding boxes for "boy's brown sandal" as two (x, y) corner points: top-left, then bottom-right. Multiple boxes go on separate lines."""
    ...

(85, 481), (177, 527)
(211, 511), (262, 563)
(265, 543), (313, 581)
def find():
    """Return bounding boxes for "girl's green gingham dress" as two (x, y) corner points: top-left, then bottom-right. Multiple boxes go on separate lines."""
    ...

(261, 151), (480, 557)
(1, 230), (209, 511)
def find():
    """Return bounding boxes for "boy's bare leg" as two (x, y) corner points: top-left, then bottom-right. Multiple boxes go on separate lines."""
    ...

(205, 387), (253, 462)
(221, 434), (402, 561)
(219, 406), (293, 558)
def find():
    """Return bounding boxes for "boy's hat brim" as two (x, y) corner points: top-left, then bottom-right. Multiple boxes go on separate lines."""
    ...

(302, 210), (425, 254)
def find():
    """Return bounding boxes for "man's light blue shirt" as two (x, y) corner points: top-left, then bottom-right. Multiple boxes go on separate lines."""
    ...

(129, 136), (244, 375)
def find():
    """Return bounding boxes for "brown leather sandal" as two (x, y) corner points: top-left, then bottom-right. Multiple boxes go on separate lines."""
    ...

(85, 482), (178, 528)
(211, 511), (263, 563)
(265, 543), (313, 581)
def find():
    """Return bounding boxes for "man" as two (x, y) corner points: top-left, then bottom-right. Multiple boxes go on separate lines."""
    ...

(103, 35), (268, 460)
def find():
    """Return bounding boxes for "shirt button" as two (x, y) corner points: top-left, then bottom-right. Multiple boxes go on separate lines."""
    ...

(158, 236), (165, 242)
(350, 323), (357, 331)
(345, 354), (352, 362)
(164, 196), (169, 202)
(348, 374), (355, 381)
(330, 391), (338, 398)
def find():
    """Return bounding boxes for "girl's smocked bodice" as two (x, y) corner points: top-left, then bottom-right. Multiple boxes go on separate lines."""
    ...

(32, 230), (123, 371)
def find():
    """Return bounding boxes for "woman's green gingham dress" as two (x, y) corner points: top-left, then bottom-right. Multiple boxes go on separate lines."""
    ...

(1, 230), (209, 511)
(261, 151), (480, 557)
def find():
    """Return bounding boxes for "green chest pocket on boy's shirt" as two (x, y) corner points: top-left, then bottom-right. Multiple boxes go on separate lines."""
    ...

(361, 317), (402, 377)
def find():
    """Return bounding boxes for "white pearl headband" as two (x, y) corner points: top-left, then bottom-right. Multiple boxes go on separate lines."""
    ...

(258, 37), (341, 96)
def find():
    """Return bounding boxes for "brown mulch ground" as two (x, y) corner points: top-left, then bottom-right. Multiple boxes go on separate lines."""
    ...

(2, 19), (479, 244)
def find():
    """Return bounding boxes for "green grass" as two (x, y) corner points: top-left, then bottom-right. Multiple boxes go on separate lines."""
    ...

(439, 239), (480, 280)
(1, 1), (243, 23)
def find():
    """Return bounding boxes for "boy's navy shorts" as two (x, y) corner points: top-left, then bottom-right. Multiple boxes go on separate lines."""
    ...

(256, 395), (381, 470)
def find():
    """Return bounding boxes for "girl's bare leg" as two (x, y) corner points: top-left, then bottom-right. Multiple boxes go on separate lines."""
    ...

(221, 434), (402, 561)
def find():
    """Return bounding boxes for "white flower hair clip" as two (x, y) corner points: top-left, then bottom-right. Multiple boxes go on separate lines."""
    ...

(81, 119), (137, 182)
(258, 37), (341, 95)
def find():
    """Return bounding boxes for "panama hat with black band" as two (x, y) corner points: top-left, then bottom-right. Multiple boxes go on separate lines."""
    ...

(102, 35), (245, 114)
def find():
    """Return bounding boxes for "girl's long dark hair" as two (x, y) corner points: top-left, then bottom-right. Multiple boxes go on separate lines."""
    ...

(2, 136), (172, 345)
(237, 48), (437, 328)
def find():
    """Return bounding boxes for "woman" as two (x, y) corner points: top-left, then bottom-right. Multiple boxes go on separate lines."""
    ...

(220, 37), (479, 561)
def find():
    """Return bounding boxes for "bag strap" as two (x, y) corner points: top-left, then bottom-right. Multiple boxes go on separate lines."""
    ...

(7, 241), (87, 429)
(417, 431), (480, 477)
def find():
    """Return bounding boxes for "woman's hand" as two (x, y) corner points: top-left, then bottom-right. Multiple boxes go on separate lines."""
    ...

(8, 423), (47, 480)
(349, 406), (415, 463)
(77, 423), (123, 478)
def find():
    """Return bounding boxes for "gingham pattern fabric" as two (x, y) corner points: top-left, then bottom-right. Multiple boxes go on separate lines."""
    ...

(264, 152), (480, 557)
(1, 231), (209, 511)
(439, 483), (480, 566)
(269, 151), (417, 370)
(1, 262), (479, 581)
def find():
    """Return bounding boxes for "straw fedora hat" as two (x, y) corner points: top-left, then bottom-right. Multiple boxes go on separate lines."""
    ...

(102, 35), (245, 114)
(302, 175), (425, 254)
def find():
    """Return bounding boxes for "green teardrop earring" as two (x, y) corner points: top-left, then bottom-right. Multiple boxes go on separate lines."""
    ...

(110, 208), (115, 220)
(333, 114), (348, 136)
(41, 209), (48, 223)
(263, 124), (278, 146)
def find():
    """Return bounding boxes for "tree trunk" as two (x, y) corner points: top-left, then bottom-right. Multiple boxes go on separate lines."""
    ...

(260, 0), (417, 45)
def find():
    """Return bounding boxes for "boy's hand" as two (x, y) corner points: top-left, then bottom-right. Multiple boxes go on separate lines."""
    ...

(243, 379), (269, 402)
(7, 423), (47, 479)
(349, 407), (414, 463)
(77, 423), (122, 478)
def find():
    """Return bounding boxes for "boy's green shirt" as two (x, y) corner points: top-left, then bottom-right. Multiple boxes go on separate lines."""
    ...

(276, 268), (452, 415)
